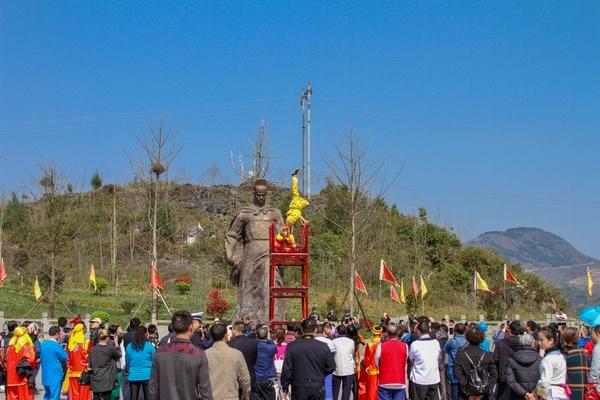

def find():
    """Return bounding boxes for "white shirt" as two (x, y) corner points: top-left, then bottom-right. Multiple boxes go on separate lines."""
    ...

(333, 336), (355, 376)
(408, 334), (441, 385)
(316, 336), (336, 355)
(539, 350), (567, 399)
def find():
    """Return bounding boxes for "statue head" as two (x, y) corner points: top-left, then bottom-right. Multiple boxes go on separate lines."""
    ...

(253, 178), (268, 207)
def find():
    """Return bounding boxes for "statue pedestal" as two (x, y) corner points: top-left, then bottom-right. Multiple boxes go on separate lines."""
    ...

(269, 224), (310, 326)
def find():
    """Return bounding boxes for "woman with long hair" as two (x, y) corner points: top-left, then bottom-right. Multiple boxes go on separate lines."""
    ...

(125, 326), (155, 400)
(535, 326), (568, 400)
(89, 329), (121, 400)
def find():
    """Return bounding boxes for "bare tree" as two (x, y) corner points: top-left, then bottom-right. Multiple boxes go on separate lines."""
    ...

(107, 184), (118, 294)
(230, 121), (275, 182)
(134, 119), (181, 321)
(325, 132), (397, 316)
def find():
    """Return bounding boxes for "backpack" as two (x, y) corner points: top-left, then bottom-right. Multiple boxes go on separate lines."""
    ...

(463, 350), (490, 394)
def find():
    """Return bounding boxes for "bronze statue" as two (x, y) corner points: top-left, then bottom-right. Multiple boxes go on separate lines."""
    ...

(225, 179), (284, 322)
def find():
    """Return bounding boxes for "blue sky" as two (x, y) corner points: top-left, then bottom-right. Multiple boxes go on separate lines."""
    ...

(1, 1), (599, 257)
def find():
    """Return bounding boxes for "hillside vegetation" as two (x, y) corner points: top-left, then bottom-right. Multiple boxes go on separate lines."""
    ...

(467, 227), (597, 269)
(0, 178), (567, 322)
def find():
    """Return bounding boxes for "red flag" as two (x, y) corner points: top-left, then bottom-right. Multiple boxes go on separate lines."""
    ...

(412, 275), (419, 296)
(390, 285), (401, 303)
(503, 264), (520, 285)
(0, 258), (6, 287)
(151, 263), (164, 290)
(354, 272), (368, 294)
(379, 259), (398, 286)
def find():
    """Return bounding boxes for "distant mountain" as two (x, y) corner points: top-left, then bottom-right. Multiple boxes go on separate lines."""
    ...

(466, 227), (597, 270)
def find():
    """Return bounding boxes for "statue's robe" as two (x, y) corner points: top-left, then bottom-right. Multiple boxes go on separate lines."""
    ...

(225, 204), (284, 321)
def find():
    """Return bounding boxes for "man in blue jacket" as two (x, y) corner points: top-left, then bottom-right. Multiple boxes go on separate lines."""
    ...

(40, 326), (68, 400)
(254, 325), (277, 400)
(444, 323), (467, 400)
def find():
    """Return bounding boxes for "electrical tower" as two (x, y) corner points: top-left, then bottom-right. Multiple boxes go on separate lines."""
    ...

(300, 82), (312, 200)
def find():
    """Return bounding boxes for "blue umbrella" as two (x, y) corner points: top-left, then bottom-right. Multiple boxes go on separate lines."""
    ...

(578, 305), (600, 327)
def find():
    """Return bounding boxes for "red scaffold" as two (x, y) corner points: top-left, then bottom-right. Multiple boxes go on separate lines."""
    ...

(268, 223), (310, 327)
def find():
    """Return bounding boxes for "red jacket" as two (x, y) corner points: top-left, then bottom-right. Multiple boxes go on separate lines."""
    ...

(377, 338), (408, 387)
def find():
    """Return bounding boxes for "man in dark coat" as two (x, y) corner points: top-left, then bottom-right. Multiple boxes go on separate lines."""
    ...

(504, 333), (541, 399)
(281, 318), (336, 400)
(148, 311), (212, 400)
(229, 321), (259, 392)
(492, 320), (524, 400)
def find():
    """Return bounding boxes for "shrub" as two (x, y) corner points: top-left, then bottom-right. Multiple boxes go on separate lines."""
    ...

(144, 302), (162, 320)
(405, 293), (419, 315)
(206, 290), (230, 318)
(92, 277), (109, 295)
(120, 300), (137, 315)
(176, 281), (191, 295)
(91, 310), (110, 323)
(176, 274), (192, 284)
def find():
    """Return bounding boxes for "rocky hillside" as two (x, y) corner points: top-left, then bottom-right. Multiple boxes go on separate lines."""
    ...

(467, 227), (597, 269)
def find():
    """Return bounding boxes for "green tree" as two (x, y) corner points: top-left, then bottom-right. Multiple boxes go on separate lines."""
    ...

(91, 171), (103, 191)
(29, 164), (82, 317)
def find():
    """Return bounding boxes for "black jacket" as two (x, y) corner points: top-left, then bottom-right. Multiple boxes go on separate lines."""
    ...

(455, 344), (497, 399)
(281, 335), (336, 393)
(228, 335), (258, 387)
(492, 335), (520, 383)
(89, 343), (121, 393)
(504, 346), (541, 398)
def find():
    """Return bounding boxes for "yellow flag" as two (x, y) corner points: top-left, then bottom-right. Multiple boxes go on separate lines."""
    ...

(400, 281), (406, 304)
(420, 275), (428, 299)
(588, 267), (594, 297)
(34, 276), (42, 301)
(475, 272), (491, 292)
(89, 264), (97, 292)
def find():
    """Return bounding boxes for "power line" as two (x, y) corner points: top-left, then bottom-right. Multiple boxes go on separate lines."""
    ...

(0, 97), (296, 135)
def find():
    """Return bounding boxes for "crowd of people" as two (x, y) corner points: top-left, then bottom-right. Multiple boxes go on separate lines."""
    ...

(1, 310), (600, 400)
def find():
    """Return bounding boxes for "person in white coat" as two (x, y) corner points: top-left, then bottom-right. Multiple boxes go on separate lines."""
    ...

(534, 326), (567, 400)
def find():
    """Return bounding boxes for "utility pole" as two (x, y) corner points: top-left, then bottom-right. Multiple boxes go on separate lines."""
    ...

(300, 82), (312, 200)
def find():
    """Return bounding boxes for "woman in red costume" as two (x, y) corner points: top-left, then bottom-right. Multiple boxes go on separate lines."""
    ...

(67, 319), (93, 400)
(5, 326), (38, 400)
(274, 224), (297, 252)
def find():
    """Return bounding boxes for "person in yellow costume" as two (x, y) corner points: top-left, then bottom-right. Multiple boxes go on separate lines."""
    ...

(66, 321), (92, 400)
(358, 325), (383, 400)
(5, 326), (38, 400)
(285, 168), (309, 228)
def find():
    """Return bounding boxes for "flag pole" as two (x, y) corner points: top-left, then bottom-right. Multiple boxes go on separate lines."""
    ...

(588, 267), (591, 306)
(474, 271), (477, 312)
